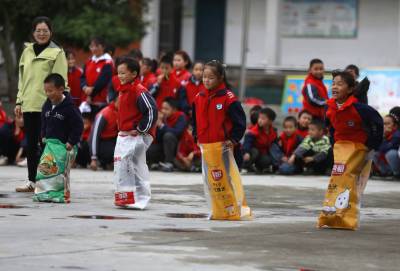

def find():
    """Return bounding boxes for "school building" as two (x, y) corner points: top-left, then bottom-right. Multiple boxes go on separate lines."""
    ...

(142, 0), (400, 70)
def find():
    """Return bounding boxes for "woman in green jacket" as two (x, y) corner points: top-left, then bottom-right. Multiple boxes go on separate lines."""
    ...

(15, 16), (68, 192)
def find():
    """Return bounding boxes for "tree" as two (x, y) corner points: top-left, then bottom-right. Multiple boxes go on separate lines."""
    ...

(0, 0), (147, 100)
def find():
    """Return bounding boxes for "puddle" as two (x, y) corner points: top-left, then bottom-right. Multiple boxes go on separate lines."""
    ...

(0, 204), (25, 209)
(0, 193), (30, 198)
(70, 215), (133, 220)
(158, 228), (207, 233)
(165, 213), (208, 219)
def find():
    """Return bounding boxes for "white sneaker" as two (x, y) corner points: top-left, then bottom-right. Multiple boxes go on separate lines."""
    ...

(16, 181), (35, 193)
(17, 158), (27, 167)
(0, 156), (8, 166)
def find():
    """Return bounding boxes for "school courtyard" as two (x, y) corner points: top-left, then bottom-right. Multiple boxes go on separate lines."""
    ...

(0, 166), (399, 271)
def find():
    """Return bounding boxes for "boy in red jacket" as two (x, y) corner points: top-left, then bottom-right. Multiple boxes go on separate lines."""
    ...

(149, 54), (181, 108)
(113, 57), (157, 210)
(301, 59), (328, 120)
(242, 107), (282, 173)
(147, 97), (187, 172)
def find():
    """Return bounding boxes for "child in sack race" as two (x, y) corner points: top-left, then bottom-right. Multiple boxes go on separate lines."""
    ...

(113, 57), (157, 210)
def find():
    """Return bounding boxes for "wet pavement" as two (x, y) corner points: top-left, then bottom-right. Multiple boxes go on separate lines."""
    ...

(0, 166), (399, 271)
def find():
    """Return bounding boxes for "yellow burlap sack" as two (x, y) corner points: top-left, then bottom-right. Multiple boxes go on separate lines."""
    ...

(200, 142), (252, 220)
(318, 140), (372, 230)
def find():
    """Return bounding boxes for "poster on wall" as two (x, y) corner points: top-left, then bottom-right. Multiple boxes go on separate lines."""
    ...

(360, 69), (400, 113)
(281, 75), (332, 115)
(280, 0), (358, 38)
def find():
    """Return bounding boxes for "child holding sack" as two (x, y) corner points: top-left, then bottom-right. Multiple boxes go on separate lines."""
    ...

(318, 70), (383, 230)
(34, 73), (83, 203)
(192, 60), (251, 220)
(114, 57), (157, 210)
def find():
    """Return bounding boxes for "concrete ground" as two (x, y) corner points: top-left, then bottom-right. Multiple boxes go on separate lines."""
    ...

(0, 166), (399, 271)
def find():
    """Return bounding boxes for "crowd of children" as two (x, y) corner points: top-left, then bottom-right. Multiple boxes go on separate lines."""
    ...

(1, 38), (399, 181)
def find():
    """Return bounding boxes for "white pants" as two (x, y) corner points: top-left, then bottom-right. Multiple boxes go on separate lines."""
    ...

(113, 134), (153, 209)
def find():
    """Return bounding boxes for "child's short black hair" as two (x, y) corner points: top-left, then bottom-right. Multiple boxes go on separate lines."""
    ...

(309, 58), (323, 69)
(65, 49), (74, 59)
(163, 97), (179, 109)
(283, 116), (297, 127)
(90, 37), (106, 47)
(160, 54), (173, 66)
(345, 64), (360, 77)
(118, 57), (140, 75)
(298, 110), (312, 119)
(105, 44), (116, 56)
(249, 105), (262, 125)
(129, 48), (143, 61)
(388, 107), (400, 126)
(332, 70), (356, 89)
(142, 57), (158, 73)
(309, 118), (324, 130)
(44, 73), (65, 88)
(259, 107), (276, 122)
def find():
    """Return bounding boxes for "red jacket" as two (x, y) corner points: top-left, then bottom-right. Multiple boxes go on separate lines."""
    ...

(279, 132), (302, 157)
(68, 67), (83, 106)
(96, 102), (118, 139)
(179, 76), (205, 114)
(326, 96), (383, 149)
(177, 130), (200, 159)
(150, 74), (181, 108)
(243, 125), (278, 155)
(302, 74), (328, 119)
(0, 107), (9, 127)
(81, 54), (113, 104)
(117, 79), (157, 137)
(141, 72), (157, 90)
(296, 127), (309, 138)
(193, 83), (246, 144)
(173, 68), (191, 84)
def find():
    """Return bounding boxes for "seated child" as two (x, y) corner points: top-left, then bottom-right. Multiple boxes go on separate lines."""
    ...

(301, 59), (328, 120)
(288, 119), (331, 175)
(373, 113), (400, 179)
(0, 109), (24, 166)
(297, 110), (312, 138)
(147, 97), (186, 172)
(243, 107), (282, 172)
(278, 116), (304, 175)
(75, 113), (92, 168)
(174, 124), (201, 172)
(89, 97), (119, 170)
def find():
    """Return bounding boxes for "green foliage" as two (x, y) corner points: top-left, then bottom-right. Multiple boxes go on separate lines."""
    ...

(0, 0), (146, 50)
(53, 4), (145, 48)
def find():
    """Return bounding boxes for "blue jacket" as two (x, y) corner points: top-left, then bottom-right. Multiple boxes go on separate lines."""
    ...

(41, 92), (84, 145)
